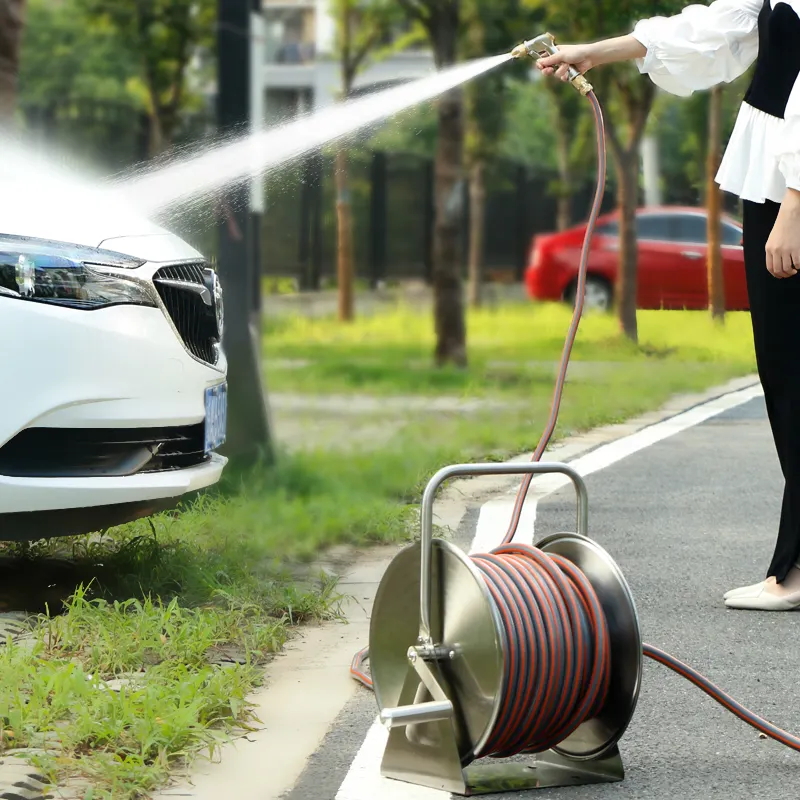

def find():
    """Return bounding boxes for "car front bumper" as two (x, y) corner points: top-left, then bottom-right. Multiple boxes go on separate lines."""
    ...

(0, 297), (228, 522)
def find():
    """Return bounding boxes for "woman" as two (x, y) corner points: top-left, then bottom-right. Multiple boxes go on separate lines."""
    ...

(538, 0), (800, 611)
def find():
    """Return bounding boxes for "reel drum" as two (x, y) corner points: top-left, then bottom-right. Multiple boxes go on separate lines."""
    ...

(369, 533), (642, 765)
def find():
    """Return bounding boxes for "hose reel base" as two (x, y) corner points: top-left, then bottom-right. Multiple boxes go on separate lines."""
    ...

(381, 690), (624, 795)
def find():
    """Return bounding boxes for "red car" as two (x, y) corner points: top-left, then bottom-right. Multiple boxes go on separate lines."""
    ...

(525, 206), (747, 311)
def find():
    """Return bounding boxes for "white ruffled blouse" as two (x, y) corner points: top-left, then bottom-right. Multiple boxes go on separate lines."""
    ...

(632, 0), (800, 204)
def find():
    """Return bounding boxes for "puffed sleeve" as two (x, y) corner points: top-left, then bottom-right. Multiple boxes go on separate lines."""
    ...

(631, 0), (762, 96)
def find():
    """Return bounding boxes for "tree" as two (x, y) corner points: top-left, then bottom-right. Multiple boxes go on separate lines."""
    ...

(706, 85), (725, 322)
(598, 66), (656, 342)
(397, 0), (466, 366)
(524, 0), (687, 342)
(78, 0), (214, 156)
(0, 0), (25, 123)
(18, 0), (143, 169)
(216, 0), (274, 466)
(499, 79), (559, 168)
(651, 73), (752, 318)
(544, 82), (586, 232)
(509, 1), (590, 232)
(653, 73), (748, 202)
(331, 0), (422, 322)
(462, 0), (526, 307)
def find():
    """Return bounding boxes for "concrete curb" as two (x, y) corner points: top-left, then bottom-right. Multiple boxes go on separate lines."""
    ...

(153, 372), (760, 800)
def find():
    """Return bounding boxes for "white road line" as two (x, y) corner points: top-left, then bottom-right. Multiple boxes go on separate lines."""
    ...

(470, 497), (537, 553)
(336, 723), (445, 800)
(503, 383), (765, 500)
(335, 381), (763, 800)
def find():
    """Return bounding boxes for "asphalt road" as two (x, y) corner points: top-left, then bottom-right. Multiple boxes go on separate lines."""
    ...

(286, 395), (800, 800)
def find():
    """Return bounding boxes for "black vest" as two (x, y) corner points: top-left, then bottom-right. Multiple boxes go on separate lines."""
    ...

(743, 0), (800, 119)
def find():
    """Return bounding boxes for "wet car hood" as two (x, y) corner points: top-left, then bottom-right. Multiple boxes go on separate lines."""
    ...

(0, 173), (204, 263)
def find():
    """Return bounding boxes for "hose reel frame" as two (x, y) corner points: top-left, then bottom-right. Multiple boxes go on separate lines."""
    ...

(368, 462), (643, 795)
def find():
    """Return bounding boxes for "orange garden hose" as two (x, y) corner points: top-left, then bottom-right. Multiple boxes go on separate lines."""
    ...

(471, 543), (610, 757)
(350, 88), (800, 757)
(499, 90), (608, 549)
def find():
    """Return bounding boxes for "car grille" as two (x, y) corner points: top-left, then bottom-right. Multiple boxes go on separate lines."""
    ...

(153, 263), (220, 365)
(0, 424), (208, 479)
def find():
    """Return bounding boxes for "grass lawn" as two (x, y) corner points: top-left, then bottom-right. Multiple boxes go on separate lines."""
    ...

(264, 302), (755, 398)
(1, 302), (757, 799)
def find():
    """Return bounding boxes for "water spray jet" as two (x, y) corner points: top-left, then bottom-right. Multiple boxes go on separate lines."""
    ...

(122, 54), (512, 217)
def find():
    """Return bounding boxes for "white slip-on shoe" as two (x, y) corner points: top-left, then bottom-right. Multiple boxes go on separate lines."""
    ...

(725, 584), (800, 611)
(723, 580), (767, 601)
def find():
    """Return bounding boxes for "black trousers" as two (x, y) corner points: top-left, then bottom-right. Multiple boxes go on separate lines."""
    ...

(743, 199), (800, 582)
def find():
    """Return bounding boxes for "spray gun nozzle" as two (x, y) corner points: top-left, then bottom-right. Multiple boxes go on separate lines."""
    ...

(510, 33), (555, 61)
(510, 33), (594, 97)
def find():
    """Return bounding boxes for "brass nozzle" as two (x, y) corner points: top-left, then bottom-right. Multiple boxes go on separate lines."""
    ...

(511, 43), (529, 59)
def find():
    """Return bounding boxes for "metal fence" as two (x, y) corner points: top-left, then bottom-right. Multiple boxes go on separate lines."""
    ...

(260, 150), (619, 289)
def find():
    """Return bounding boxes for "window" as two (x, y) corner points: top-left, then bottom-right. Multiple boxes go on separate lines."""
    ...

(636, 214), (672, 241)
(722, 223), (743, 246)
(673, 214), (708, 244)
(597, 221), (619, 236)
(264, 8), (316, 65)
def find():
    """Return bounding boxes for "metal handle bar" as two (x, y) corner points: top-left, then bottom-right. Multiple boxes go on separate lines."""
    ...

(419, 462), (589, 643)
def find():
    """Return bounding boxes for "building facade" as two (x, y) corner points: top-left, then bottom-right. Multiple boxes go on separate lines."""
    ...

(260, 0), (435, 123)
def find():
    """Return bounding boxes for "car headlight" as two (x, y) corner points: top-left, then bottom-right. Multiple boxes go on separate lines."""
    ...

(0, 235), (155, 310)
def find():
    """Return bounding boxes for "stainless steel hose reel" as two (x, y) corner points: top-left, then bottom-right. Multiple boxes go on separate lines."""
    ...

(368, 462), (643, 795)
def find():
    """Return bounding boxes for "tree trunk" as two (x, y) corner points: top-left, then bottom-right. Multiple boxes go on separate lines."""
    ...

(335, 145), (355, 322)
(707, 85), (725, 322)
(612, 147), (640, 343)
(596, 76), (653, 344)
(148, 109), (166, 157)
(0, 0), (25, 124)
(433, 86), (467, 366)
(467, 159), (486, 309)
(552, 99), (573, 232)
(555, 143), (573, 233)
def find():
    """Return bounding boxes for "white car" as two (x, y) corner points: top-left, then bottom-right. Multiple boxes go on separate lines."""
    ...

(0, 202), (228, 542)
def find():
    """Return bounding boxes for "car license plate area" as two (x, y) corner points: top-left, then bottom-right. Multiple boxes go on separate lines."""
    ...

(204, 383), (228, 454)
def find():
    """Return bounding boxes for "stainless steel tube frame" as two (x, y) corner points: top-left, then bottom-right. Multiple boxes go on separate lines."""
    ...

(418, 462), (589, 644)
(380, 699), (454, 729)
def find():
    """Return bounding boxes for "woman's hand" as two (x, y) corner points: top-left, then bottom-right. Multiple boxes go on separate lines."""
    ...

(536, 45), (597, 81)
(766, 189), (800, 279)
(536, 36), (648, 81)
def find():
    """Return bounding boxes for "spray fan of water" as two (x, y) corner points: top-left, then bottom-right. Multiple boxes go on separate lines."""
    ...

(0, 54), (509, 241)
(123, 54), (510, 217)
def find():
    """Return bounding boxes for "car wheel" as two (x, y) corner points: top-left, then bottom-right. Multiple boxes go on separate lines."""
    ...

(565, 277), (613, 313)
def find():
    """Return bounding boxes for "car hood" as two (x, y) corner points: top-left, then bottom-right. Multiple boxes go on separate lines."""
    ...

(0, 167), (204, 262)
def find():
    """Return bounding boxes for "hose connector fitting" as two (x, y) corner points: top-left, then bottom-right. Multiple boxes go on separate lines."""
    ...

(510, 32), (593, 96)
